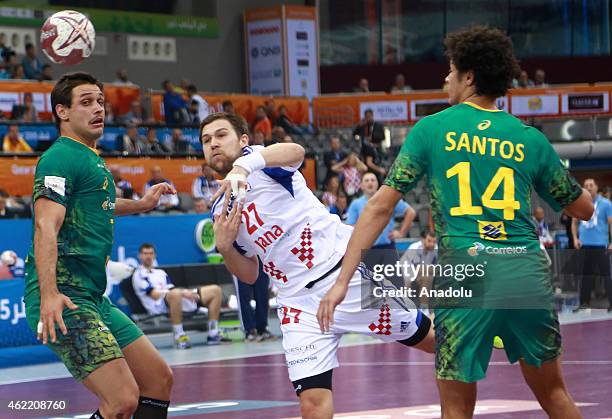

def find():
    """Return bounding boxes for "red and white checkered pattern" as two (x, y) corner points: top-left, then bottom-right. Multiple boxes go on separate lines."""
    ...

(263, 261), (288, 283)
(368, 303), (392, 335)
(291, 223), (314, 269)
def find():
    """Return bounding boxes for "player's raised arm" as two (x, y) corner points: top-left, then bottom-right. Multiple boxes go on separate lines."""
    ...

(114, 182), (177, 216)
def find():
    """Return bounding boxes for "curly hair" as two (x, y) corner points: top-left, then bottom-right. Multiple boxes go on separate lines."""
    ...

(444, 26), (520, 98)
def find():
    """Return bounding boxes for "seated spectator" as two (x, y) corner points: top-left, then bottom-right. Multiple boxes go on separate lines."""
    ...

(11, 93), (38, 122)
(132, 243), (225, 347)
(354, 77), (370, 93)
(21, 43), (43, 80)
(11, 64), (25, 80)
(39, 63), (53, 81)
(353, 109), (385, 144)
(329, 191), (348, 221)
(142, 128), (168, 155)
(533, 206), (554, 248)
(252, 106), (272, 140)
(251, 131), (265, 146)
(323, 136), (346, 183)
(104, 102), (116, 124)
(115, 123), (144, 154)
(513, 70), (534, 88)
(121, 100), (144, 125)
(110, 165), (139, 200)
(113, 68), (135, 85)
(321, 175), (342, 207)
(2, 124), (32, 153)
(332, 153), (368, 198)
(275, 104), (312, 135)
(144, 166), (180, 211)
(390, 73), (412, 93)
(192, 197), (209, 214)
(188, 99), (201, 125)
(534, 68), (549, 87)
(222, 100), (235, 114)
(271, 126), (292, 144)
(0, 62), (10, 79)
(187, 84), (209, 123)
(166, 128), (192, 154)
(361, 136), (386, 184)
(0, 189), (18, 218)
(264, 99), (276, 122)
(162, 79), (188, 124)
(192, 163), (220, 207)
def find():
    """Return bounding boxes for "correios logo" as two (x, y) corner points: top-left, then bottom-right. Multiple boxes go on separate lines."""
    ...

(468, 242), (527, 256)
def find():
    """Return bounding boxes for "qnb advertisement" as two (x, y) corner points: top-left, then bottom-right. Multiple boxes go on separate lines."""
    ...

(244, 6), (320, 99)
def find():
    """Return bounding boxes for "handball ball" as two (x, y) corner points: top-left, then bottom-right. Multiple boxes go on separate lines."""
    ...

(0, 250), (17, 267)
(41, 10), (95, 65)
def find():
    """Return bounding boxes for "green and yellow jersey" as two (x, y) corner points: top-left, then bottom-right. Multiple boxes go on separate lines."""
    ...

(25, 136), (116, 299)
(386, 102), (582, 251)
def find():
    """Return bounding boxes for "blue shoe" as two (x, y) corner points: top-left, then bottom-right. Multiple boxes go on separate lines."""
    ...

(174, 334), (192, 349)
(207, 333), (231, 345)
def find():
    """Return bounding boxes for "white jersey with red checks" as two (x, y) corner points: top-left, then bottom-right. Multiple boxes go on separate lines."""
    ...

(211, 145), (352, 299)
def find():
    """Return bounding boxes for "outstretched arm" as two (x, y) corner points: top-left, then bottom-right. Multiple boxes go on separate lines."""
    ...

(115, 182), (177, 216)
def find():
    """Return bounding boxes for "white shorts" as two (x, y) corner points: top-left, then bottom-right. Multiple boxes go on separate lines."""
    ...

(277, 264), (429, 382)
(148, 296), (198, 316)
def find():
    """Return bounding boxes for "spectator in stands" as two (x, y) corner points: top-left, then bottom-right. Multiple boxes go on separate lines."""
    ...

(2, 124), (32, 153)
(332, 152), (368, 199)
(271, 126), (292, 144)
(534, 68), (549, 87)
(192, 197), (209, 214)
(121, 100), (144, 125)
(39, 64), (53, 81)
(178, 78), (190, 95)
(323, 136), (346, 183)
(275, 104), (311, 135)
(115, 123), (144, 154)
(110, 166), (138, 200)
(560, 211), (574, 249)
(188, 100), (201, 125)
(104, 102), (116, 124)
(132, 243), (225, 348)
(513, 70), (534, 88)
(329, 191), (348, 221)
(0, 189), (18, 218)
(11, 92), (38, 122)
(0, 34), (8, 61)
(144, 166), (180, 212)
(187, 84), (209, 123)
(166, 128), (192, 154)
(140, 91), (156, 123)
(572, 178), (612, 312)
(347, 172), (416, 245)
(113, 68), (135, 85)
(21, 43), (43, 80)
(264, 99), (276, 122)
(251, 130), (265, 146)
(321, 175), (342, 207)
(11, 64), (25, 79)
(354, 77), (370, 93)
(192, 163), (220, 207)
(234, 261), (276, 342)
(390, 73), (412, 93)
(533, 206), (554, 248)
(353, 109), (385, 144)
(0, 61), (10, 79)
(252, 105), (272, 140)
(162, 79), (188, 125)
(142, 128), (168, 155)
(399, 229), (438, 309)
(603, 186), (612, 200)
(222, 100), (235, 114)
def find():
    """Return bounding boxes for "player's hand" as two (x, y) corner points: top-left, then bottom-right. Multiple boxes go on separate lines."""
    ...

(317, 282), (349, 333)
(213, 189), (243, 253)
(211, 166), (249, 205)
(140, 182), (176, 211)
(575, 239), (582, 249)
(38, 291), (78, 344)
(388, 230), (403, 240)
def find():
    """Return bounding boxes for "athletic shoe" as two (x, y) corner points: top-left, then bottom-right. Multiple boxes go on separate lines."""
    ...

(207, 334), (232, 345)
(245, 329), (257, 342)
(174, 334), (192, 349)
(572, 304), (590, 313)
(256, 329), (278, 342)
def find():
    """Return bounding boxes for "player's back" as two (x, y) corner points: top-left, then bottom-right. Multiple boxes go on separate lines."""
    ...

(405, 102), (579, 250)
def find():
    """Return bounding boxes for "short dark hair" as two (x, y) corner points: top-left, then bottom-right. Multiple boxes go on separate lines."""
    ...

(187, 84), (197, 93)
(421, 229), (436, 239)
(139, 243), (155, 253)
(364, 109), (373, 116)
(222, 100), (233, 109)
(25, 43), (34, 51)
(51, 72), (103, 129)
(444, 25), (520, 98)
(199, 112), (249, 145)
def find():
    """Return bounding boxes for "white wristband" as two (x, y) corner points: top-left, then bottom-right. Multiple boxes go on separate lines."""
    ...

(233, 151), (266, 174)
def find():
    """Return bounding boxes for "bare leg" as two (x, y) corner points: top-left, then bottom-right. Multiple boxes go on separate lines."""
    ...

(299, 388), (333, 419)
(122, 336), (173, 400)
(198, 284), (222, 320)
(436, 379), (477, 419)
(165, 288), (183, 325)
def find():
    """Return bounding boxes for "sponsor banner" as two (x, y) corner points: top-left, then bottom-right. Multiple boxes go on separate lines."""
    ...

(511, 94), (559, 116)
(0, 279), (37, 348)
(496, 96), (509, 112)
(0, 91), (19, 112)
(285, 6), (319, 99)
(410, 98), (451, 121)
(359, 100), (408, 122)
(245, 18), (284, 96)
(561, 92), (609, 113)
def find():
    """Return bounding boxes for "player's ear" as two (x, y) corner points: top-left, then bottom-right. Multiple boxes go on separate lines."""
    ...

(55, 104), (69, 122)
(239, 133), (249, 148)
(465, 70), (475, 87)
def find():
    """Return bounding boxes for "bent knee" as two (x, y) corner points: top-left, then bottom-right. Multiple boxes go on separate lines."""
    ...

(108, 392), (139, 418)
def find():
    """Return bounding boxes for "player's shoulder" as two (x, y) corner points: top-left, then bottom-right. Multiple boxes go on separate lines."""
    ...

(407, 240), (423, 250)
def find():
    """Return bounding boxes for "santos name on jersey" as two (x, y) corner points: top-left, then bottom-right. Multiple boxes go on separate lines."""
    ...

(212, 145), (353, 299)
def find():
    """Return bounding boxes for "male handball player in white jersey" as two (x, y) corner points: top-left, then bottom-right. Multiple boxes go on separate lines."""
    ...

(203, 112), (434, 419)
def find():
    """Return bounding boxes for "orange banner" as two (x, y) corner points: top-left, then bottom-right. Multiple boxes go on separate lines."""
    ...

(1, 156), (318, 197)
(151, 92), (309, 125)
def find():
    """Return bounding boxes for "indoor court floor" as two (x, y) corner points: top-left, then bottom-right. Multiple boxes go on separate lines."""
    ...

(1, 311), (611, 419)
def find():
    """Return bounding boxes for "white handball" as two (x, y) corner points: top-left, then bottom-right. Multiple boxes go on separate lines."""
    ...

(0, 250), (17, 267)
(40, 10), (95, 65)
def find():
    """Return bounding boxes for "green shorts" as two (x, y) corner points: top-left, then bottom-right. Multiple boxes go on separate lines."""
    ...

(434, 308), (561, 382)
(25, 292), (143, 381)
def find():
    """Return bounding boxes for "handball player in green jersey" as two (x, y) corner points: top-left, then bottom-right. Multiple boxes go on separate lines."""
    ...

(318, 27), (593, 418)
(24, 72), (176, 419)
